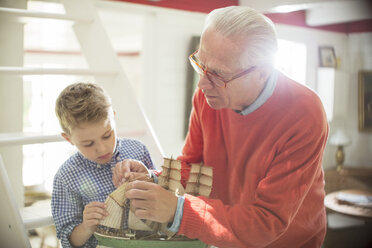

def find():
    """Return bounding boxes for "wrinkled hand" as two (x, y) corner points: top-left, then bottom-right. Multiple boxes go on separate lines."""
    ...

(112, 159), (151, 187)
(125, 181), (178, 223)
(82, 202), (108, 233)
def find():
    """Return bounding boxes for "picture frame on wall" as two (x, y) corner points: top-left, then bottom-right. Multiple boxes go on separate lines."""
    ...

(358, 70), (372, 132)
(318, 46), (337, 68)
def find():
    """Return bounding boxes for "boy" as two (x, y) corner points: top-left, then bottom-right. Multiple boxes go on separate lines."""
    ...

(52, 82), (154, 247)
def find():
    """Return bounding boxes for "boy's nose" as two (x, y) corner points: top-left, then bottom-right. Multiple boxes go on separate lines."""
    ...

(96, 142), (106, 153)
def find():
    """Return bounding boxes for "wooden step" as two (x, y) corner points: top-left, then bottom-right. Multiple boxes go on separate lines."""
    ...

(20, 200), (54, 230)
(0, 66), (118, 76)
(0, 133), (63, 146)
(0, 6), (91, 22)
(0, 129), (146, 146)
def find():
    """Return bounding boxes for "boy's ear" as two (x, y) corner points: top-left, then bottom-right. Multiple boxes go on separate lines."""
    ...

(61, 133), (73, 145)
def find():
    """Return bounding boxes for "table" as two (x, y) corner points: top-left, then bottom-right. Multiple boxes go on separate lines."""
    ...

(324, 189), (372, 219)
(337, 167), (372, 178)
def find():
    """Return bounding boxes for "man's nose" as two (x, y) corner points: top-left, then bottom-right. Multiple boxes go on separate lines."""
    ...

(197, 74), (214, 90)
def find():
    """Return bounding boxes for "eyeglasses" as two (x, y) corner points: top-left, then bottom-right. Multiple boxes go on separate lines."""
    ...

(189, 49), (256, 88)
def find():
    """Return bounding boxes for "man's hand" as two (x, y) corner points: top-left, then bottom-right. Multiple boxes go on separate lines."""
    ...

(112, 159), (151, 187)
(125, 181), (178, 223)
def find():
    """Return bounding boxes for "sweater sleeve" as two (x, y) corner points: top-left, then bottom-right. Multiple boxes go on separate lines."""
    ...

(178, 88), (329, 247)
(177, 89), (204, 186)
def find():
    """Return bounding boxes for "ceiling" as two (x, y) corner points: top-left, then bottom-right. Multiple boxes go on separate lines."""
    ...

(117, 0), (372, 27)
(239, 0), (372, 26)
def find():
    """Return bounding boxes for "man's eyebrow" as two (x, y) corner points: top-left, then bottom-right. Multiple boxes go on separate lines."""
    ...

(209, 67), (229, 77)
(199, 58), (225, 76)
(197, 54), (228, 76)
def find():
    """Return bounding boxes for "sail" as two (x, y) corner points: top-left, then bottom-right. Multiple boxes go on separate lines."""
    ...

(128, 211), (152, 231)
(158, 158), (185, 195)
(99, 183), (127, 229)
(185, 163), (213, 197)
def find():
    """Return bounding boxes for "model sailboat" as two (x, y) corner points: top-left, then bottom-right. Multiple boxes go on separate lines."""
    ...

(185, 162), (213, 197)
(94, 157), (213, 247)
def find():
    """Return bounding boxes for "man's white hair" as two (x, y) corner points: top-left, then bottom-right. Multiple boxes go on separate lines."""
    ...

(203, 6), (278, 67)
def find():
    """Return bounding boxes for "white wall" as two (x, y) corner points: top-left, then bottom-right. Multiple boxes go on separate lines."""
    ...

(97, 1), (206, 159)
(142, 9), (206, 158)
(341, 32), (372, 167)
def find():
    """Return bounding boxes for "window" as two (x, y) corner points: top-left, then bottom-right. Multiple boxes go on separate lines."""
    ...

(275, 39), (307, 85)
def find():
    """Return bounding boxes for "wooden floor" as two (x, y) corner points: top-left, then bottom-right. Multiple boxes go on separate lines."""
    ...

(28, 228), (60, 248)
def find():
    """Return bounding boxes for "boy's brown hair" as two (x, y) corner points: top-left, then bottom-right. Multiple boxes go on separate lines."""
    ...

(55, 82), (112, 135)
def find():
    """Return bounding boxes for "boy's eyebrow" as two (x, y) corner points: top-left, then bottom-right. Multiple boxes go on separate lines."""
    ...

(79, 128), (113, 143)
(103, 129), (113, 136)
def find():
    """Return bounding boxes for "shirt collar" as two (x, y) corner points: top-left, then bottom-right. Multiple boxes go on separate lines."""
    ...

(237, 69), (278, 116)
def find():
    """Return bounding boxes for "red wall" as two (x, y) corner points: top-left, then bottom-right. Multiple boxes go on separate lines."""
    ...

(265, 10), (372, 34)
(112, 0), (372, 34)
(111, 0), (238, 13)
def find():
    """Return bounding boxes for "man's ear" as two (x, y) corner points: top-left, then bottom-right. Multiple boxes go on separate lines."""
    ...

(258, 66), (271, 81)
(61, 133), (73, 145)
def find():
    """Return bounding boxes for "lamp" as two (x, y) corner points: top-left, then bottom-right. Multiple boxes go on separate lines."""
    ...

(329, 129), (351, 171)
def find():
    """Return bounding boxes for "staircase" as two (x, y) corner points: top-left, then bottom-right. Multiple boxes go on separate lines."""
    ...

(0, 0), (164, 241)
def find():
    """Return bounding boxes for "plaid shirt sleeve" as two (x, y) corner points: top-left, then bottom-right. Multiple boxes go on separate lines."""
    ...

(52, 173), (97, 248)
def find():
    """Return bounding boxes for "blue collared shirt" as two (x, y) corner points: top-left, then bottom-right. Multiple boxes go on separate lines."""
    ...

(51, 137), (154, 248)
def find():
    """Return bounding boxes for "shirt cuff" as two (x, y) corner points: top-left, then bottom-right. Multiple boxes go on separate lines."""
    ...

(60, 223), (78, 248)
(150, 170), (158, 184)
(167, 195), (185, 233)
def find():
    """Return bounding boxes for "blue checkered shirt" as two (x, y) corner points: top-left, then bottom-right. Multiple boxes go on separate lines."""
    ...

(51, 138), (154, 248)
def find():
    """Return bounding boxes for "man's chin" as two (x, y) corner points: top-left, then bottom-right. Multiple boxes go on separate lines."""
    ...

(206, 100), (223, 110)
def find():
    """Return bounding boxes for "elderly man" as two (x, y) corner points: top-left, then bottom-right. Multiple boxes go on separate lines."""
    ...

(114, 6), (328, 248)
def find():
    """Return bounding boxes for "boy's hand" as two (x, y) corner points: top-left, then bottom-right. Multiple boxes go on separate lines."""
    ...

(81, 202), (108, 233)
(112, 159), (151, 187)
(69, 202), (108, 246)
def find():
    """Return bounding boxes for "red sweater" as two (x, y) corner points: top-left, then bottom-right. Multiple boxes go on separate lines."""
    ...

(177, 72), (328, 248)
